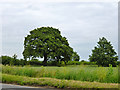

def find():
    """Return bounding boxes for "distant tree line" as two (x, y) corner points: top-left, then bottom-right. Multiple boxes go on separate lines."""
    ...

(1, 27), (119, 67)
(0, 55), (97, 66)
(1, 54), (25, 66)
(1, 55), (119, 67)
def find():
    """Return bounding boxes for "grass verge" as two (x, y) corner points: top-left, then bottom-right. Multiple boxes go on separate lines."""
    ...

(2, 73), (118, 89)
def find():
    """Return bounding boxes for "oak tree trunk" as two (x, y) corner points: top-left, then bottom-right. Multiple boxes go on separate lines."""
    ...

(43, 54), (47, 66)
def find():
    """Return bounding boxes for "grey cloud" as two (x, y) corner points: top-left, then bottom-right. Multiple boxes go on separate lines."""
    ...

(1, 1), (118, 60)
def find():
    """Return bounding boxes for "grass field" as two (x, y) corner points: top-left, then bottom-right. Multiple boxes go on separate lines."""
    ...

(2, 73), (118, 89)
(2, 65), (118, 83)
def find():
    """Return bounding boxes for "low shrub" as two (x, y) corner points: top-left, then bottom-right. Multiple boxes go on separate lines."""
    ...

(28, 59), (42, 66)
(66, 61), (96, 65)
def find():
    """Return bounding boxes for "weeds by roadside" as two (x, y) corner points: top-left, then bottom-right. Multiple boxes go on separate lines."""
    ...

(2, 73), (118, 89)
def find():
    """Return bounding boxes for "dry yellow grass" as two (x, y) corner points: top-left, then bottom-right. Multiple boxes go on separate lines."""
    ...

(2, 73), (118, 89)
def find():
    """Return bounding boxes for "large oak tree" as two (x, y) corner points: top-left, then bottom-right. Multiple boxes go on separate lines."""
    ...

(23, 27), (73, 65)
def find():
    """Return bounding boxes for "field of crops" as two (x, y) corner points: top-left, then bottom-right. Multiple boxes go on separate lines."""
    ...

(2, 65), (118, 83)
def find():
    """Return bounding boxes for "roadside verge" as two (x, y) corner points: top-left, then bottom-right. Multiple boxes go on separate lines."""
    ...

(2, 74), (118, 89)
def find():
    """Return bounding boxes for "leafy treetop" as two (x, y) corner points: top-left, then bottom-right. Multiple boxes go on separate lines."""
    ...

(23, 27), (73, 65)
(89, 37), (118, 67)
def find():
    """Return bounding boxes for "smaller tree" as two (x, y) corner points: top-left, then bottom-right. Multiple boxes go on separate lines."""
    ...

(89, 37), (118, 67)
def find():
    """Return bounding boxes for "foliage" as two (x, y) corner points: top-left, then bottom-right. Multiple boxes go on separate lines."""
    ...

(0, 54), (95, 66)
(0, 55), (81, 66)
(66, 61), (96, 65)
(28, 59), (42, 66)
(23, 27), (73, 66)
(71, 52), (80, 61)
(1, 56), (13, 65)
(2, 65), (118, 83)
(19, 59), (26, 66)
(106, 64), (113, 82)
(116, 61), (120, 65)
(2, 73), (118, 88)
(89, 37), (118, 67)
(67, 61), (81, 65)
(1, 55), (26, 66)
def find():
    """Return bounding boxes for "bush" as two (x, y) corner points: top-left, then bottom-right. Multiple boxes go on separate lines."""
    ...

(47, 61), (57, 66)
(67, 61), (78, 65)
(1, 55), (26, 66)
(1, 55), (97, 66)
(66, 61), (96, 65)
(60, 61), (65, 66)
(47, 61), (65, 67)
(28, 59), (42, 66)
(1, 56), (13, 65)
(116, 61), (120, 65)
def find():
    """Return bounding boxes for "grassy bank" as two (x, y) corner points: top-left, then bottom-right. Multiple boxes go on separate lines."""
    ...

(2, 65), (118, 83)
(2, 73), (118, 89)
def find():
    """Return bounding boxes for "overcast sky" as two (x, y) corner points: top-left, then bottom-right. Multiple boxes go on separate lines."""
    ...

(0, 0), (118, 61)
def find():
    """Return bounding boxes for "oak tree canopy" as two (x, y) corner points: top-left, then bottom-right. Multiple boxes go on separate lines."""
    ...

(23, 27), (74, 65)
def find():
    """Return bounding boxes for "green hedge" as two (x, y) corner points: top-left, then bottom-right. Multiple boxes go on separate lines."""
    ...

(1, 55), (119, 66)
(66, 61), (96, 65)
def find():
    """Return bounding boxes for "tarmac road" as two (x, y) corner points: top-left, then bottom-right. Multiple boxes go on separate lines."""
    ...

(1, 83), (62, 90)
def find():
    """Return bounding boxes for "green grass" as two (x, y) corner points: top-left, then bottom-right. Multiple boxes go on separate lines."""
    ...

(2, 73), (118, 89)
(2, 65), (118, 83)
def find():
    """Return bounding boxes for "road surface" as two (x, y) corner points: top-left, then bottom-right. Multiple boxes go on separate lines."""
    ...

(1, 83), (62, 90)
